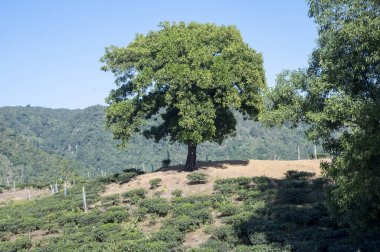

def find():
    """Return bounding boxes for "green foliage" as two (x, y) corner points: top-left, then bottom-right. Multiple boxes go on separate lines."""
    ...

(208, 225), (239, 244)
(152, 227), (185, 246)
(100, 194), (120, 207)
(0, 105), (316, 185)
(123, 188), (147, 204)
(217, 203), (243, 217)
(0, 173), (377, 250)
(0, 237), (31, 252)
(284, 170), (315, 180)
(101, 21), (266, 169)
(139, 198), (170, 216)
(261, 0), (380, 231)
(187, 172), (209, 185)
(171, 189), (183, 197)
(198, 239), (234, 252)
(161, 159), (171, 168)
(149, 178), (162, 189)
(277, 188), (312, 204)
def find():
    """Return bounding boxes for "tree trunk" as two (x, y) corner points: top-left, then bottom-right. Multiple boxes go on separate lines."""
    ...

(185, 143), (197, 171)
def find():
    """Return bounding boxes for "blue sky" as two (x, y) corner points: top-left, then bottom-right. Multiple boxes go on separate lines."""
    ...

(0, 0), (317, 109)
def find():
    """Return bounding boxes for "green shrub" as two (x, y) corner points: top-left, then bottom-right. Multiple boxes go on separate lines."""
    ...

(237, 189), (262, 201)
(153, 190), (163, 198)
(117, 172), (138, 185)
(269, 206), (322, 226)
(171, 189), (182, 197)
(209, 194), (230, 208)
(162, 159), (171, 167)
(209, 225), (239, 244)
(218, 203), (242, 217)
(251, 177), (275, 191)
(123, 188), (146, 204)
(214, 182), (239, 194)
(152, 227), (185, 245)
(166, 215), (200, 232)
(277, 188), (312, 204)
(235, 244), (291, 252)
(100, 194), (120, 207)
(280, 179), (310, 189)
(222, 211), (253, 225)
(139, 198), (170, 216)
(285, 170), (315, 180)
(199, 239), (233, 252)
(0, 231), (11, 241)
(117, 239), (171, 252)
(244, 200), (267, 214)
(0, 237), (32, 252)
(311, 177), (329, 189)
(249, 232), (268, 245)
(135, 207), (149, 221)
(101, 207), (129, 223)
(187, 172), (209, 185)
(91, 223), (124, 242)
(171, 195), (213, 206)
(213, 177), (252, 194)
(149, 178), (162, 189)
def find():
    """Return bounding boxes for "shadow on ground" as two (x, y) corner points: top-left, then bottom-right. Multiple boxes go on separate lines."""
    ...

(156, 160), (250, 172)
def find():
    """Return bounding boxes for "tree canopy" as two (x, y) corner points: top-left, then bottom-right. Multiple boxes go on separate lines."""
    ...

(261, 0), (380, 231)
(101, 22), (266, 170)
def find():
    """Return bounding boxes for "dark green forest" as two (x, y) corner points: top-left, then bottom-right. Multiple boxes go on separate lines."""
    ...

(0, 105), (318, 185)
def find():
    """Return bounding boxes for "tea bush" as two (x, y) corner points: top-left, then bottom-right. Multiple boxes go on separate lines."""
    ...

(149, 178), (162, 189)
(0, 237), (31, 252)
(217, 203), (243, 217)
(187, 172), (209, 185)
(139, 198), (170, 216)
(152, 227), (185, 246)
(171, 189), (182, 197)
(208, 225), (239, 244)
(123, 188), (146, 204)
(285, 170), (315, 180)
(277, 188), (312, 204)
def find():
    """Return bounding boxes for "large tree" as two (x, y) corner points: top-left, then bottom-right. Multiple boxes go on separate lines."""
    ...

(101, 22), (266, 170)
(261, 0), (380, 231)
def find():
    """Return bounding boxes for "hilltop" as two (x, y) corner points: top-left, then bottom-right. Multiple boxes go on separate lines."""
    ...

(103, 159), (322, 199)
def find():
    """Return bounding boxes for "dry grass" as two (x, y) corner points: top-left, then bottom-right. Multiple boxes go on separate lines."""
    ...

(0, 188), (50, 204)
(103, 159), (324, 198)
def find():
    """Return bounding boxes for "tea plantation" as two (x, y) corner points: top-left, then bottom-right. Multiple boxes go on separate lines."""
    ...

(0, 170), (378, 251)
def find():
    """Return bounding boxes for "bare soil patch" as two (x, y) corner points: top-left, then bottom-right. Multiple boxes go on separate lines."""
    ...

(0, 188), (50, 204)
(103, 159), (324, 198)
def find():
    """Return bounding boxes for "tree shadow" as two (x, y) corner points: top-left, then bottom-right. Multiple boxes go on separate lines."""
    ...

(155, 159), (250, 173)
(204, 172), (380, 251)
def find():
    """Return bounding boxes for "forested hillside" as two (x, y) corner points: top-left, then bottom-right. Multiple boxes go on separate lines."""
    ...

(0, 105), (318, 184)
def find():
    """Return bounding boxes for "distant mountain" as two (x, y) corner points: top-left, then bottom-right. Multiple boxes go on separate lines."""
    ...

(0, 105), (317, 185)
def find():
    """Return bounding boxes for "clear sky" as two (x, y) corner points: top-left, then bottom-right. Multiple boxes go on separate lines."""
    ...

(0, 0), (317, 109)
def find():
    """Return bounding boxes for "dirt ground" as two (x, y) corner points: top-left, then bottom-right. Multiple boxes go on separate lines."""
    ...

(102, 159), (325, 199)
(0, 188), (50, 204)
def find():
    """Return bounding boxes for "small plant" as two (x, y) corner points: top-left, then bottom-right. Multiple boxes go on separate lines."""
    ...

(153, 190), (164, 198)
(123, 188), (146, 204)
(100, 194), (120, 207)
(140, 198), (170, 216)
(162, 159), (171, 168)
(171, 189), (182, 197)
(149, 178), (162, 189)
(218, 203), (242, 217)
(285, 170), (315, 180)
(187, 172), (209, 185)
